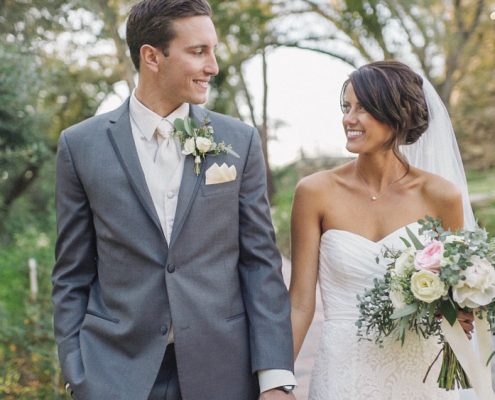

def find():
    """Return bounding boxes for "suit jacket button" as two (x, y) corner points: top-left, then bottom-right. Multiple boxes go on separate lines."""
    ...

(161, 325), (168, 335)
(167, 264), (175, 273)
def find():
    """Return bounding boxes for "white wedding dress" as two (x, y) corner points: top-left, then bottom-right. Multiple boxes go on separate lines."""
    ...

(309, 221), (459, 400)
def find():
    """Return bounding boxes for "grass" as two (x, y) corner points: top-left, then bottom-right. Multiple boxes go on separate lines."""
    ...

(467, 167), (495, 194)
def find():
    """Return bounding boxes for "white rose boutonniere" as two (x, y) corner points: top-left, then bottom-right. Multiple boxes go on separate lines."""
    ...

(173, 116), (239, 175)
(182, 138), (196, 155)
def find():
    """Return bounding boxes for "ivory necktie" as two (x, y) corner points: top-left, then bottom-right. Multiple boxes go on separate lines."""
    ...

(154, 119), (180, 184)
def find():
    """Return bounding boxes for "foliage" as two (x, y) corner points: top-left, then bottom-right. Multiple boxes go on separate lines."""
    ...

(0, 224), (63, 399)
(467, 167), (495, 194)
(467, 167), (495, 233)
(452, 13), (495, 169)
(0, 44), (52, 235)
(0, 0), (122, 234)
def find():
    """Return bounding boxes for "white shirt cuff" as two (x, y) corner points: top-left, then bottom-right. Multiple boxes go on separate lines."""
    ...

(258, 369), (297, 393)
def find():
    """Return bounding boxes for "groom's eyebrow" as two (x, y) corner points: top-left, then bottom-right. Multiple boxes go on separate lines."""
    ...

(186, 44), (218, 50)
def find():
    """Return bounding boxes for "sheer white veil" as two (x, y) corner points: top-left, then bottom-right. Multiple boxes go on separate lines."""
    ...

(399, 77), (476, 229)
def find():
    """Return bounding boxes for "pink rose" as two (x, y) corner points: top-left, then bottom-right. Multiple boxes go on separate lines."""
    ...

(414, 240), (444, 273)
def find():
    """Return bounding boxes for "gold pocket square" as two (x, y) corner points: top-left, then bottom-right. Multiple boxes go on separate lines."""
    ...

(205, 162), (237, 185)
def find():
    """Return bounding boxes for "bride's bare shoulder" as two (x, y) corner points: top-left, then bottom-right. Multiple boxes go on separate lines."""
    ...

(410, 166), (462, 205)
(295, 161), (354, 197)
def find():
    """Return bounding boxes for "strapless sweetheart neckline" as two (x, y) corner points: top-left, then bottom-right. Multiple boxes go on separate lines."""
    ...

(320, 221), (421, 244)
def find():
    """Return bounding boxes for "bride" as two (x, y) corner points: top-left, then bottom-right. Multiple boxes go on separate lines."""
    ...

(289, 61), (476, 399)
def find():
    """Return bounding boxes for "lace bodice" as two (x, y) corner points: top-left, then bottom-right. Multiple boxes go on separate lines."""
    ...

(309, 222), (459, 400)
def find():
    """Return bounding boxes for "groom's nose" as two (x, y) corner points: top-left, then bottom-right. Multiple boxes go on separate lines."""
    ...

(204, 52), (219, 77)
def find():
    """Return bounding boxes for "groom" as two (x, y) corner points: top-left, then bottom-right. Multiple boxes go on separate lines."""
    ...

(52, 0), (296, 399)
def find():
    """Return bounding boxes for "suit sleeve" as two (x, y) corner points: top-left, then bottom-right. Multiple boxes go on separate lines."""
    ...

(52, 132), (97, 367)
(237, 128), (294, 374)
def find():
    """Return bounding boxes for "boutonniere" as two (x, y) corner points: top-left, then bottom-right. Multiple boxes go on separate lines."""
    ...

(173, 116), (239, 175)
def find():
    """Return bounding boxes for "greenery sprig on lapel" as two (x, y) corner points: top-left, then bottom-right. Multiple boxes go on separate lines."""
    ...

(172, 116), (239, 175)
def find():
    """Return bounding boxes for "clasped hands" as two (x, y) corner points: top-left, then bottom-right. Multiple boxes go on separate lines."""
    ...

(457, 310), (475, 339)
(437, 310), (475, 339)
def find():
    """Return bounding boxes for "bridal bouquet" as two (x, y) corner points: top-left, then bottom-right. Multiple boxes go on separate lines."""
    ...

(356, 216), (495, 392)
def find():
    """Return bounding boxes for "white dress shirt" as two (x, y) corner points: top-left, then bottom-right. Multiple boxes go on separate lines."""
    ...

(128, 91), (296, 393)
(129, 92), (188, 243)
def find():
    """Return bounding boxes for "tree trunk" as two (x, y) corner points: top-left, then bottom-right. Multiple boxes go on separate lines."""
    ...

(96, 0), (136, 91)
(260, 48), (274, 201)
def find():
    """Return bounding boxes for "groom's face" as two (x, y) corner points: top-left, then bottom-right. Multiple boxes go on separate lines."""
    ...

(342, 83), (393, 154)
(156, 16), (219, 108)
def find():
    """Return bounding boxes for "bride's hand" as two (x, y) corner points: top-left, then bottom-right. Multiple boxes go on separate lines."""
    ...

(457, 310), (474, 339)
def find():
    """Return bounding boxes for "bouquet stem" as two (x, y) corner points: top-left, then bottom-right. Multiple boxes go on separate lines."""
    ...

(437, 342), (471, 390)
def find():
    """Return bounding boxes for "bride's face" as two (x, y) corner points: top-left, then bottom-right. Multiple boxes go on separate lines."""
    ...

(341, 83), (393, 155)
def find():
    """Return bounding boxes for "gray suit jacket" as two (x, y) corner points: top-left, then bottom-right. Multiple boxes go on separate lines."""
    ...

(52, 101), (293, 400)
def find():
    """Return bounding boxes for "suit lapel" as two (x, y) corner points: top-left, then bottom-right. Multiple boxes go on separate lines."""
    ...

(106, 99), (165, 239)
(169, 105), (208, 247)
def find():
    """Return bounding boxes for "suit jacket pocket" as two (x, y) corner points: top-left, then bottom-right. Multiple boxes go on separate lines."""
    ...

(200, 180), (237, 197)
(85, 309), (120, 324)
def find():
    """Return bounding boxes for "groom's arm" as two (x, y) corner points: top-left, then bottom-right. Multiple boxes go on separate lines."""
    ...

(237, 127), (296, 391)
(52, 131), (97, 369)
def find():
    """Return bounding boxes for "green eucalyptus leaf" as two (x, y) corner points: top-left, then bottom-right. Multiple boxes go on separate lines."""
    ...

(406, 226), (424, 250)
(183, 117), (194, 135)
(486, 351), (495, 367)
(174, 118), (185, 133)
(189, 117), (199, 129)
(400, 237), (412, 248)
(439, 299), (457, 326)
(399, 318), (408, 345)
(391, 303), (418, 319)
(225, 147), (240, 158)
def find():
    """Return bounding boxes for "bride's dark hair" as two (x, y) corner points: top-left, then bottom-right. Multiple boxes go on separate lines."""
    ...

(341, 60), (429, 167)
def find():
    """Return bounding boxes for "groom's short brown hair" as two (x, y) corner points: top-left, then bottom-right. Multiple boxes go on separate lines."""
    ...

(126, 0), (212, 71)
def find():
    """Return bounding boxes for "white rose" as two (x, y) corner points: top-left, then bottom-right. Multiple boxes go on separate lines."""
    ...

(410, 270), (447, 303)
(394, 247), (416, 275)
(453, 255), (495, 308)
(196, 137), (212, 153)
(182, 138), (196, 155)
(390, 289), (407, 310)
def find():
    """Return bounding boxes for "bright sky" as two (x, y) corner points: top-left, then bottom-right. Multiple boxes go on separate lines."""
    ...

(245, 47), (354, 166)
(98, 48), (354, 167)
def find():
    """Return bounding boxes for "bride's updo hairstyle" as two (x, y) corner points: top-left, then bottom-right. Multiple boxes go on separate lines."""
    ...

(341, 60), (429, 167)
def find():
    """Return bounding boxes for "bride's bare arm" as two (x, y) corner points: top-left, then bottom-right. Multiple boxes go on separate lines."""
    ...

(289, 176), (323, 359)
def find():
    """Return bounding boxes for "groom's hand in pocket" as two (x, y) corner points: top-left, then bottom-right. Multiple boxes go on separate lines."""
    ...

(259, 389), (296, 400)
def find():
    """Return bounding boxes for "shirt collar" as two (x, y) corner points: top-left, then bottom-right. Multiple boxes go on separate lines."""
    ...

(129, 90), (190, 141)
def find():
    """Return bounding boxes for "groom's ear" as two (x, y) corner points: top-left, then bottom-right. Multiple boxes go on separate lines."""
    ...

(140, 44), (160, 73)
